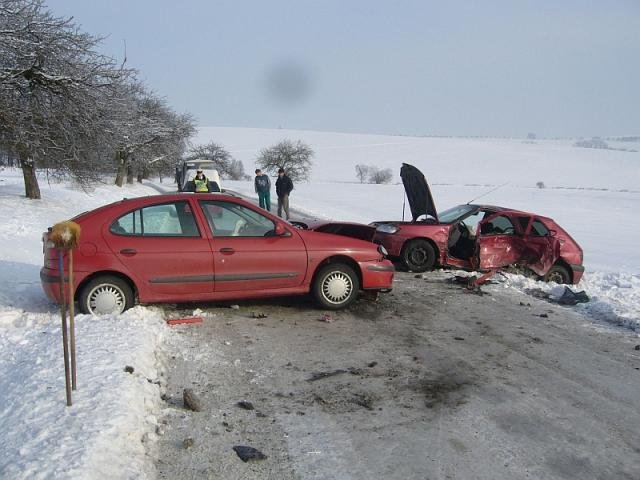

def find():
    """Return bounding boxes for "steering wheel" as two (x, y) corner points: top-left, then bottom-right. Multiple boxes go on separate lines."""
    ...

(458, 220), (470, 240)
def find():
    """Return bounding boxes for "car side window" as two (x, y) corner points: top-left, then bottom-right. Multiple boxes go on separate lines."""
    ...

(200, 200), (275, 237)
(480, 215), (516, 236)
(530, 219), (550, 237)
(110, 201), (199, 237)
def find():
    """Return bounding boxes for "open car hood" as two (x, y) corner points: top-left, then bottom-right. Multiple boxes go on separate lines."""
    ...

(400, 163), (439, 222)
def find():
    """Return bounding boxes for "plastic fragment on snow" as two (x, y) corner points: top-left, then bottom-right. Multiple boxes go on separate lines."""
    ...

(166, 316), (203, 326)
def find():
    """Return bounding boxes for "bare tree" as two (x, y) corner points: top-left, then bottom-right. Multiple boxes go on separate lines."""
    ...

(185, 142), (245, 180)
(256, 139), (313, 181)
(110, 84), (195, 186)
(355, 164), (370, 183)
(0, 0), (134, 198)
(368, 167), (393, 184)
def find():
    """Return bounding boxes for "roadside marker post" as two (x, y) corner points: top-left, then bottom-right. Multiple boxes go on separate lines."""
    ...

(51, 221), (81, 406)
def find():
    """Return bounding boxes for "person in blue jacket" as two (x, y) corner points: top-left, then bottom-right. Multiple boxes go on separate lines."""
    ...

(254, 169), (271, 211)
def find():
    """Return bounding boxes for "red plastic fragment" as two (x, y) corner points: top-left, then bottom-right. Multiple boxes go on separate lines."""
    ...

(166, 316), (203, 326)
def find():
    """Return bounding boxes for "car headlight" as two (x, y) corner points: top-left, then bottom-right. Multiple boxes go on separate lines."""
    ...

(375, 223), (399, 234)
(377, 244), (389, 256)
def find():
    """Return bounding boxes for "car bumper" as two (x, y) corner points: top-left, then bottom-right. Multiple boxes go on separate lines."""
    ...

(360, 259), (395, 290)
(570, 264), (585, 284)
(41, 267), (63, 303)
(40, 267), (88, 303)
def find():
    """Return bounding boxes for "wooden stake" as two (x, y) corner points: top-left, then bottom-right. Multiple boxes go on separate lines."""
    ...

(58, 251), (72, 406)
(68, 249), (77, 391)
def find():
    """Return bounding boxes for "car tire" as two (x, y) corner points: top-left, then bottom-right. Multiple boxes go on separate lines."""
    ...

(79, 275), (134, 315)
(313, 264), (360, 309)
(401, 239), (436, 272)
(544, 264), (571, 284)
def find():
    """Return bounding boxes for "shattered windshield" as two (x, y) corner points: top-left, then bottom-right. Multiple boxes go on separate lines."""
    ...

(437, 204), (477, 223)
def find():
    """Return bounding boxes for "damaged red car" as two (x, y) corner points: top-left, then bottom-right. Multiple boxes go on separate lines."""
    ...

(371, 164), (584, 284)
(41, 193), (394, 315)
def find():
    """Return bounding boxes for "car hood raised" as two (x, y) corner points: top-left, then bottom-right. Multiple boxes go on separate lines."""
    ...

(400, 163), (439, 222)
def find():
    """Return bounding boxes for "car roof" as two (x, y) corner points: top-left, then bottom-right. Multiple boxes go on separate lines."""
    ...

(470, 204), (541, 218)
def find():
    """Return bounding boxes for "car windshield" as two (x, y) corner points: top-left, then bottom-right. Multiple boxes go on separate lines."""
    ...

(437, 204), (477, 223)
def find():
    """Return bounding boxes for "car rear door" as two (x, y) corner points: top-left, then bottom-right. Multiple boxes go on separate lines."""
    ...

(520, 217), (560, 275)
(198, 199), (308, 292)
(475, 213), (525, 270)
(106, 200), (214, 299)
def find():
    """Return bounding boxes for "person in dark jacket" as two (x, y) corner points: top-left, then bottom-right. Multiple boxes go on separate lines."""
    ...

(275, 167), (293, 220)
(254, 168), (271, 211)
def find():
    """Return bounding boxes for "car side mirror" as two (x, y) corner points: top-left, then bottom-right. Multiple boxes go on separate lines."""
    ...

(274, 223), (290, 237)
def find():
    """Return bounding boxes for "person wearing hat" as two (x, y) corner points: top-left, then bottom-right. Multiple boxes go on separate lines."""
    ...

(275, 167), (294, 220)
(254, 168), (271, 211)
(192, 169), (210, 193)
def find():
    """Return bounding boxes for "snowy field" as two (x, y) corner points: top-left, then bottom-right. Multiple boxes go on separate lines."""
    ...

(0, 128), (638, 478)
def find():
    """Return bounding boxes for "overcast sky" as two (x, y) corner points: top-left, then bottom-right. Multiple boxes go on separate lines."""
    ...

(47, 0), (639, 137)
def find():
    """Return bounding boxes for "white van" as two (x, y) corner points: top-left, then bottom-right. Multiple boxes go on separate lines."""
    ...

(177, 160), (222, 192)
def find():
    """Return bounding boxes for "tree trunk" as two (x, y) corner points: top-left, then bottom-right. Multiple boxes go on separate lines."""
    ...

(136, 171), (143, 183)
(126, 164), (134, 184)
(19, 150), (41, 199)
(114, 150), (128, 187)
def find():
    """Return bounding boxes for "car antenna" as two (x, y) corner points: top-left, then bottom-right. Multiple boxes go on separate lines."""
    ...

(466, 181), (509, 205)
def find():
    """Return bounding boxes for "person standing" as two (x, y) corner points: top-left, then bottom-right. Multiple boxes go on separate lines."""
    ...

(254, 168), (271, 211)
(192, 169), (210, 192)
(275, 167), (294, 220)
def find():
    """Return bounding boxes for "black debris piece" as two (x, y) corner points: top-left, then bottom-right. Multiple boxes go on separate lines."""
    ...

(557, 287), (590, 305)
(307, 369), (348, 382)
(634, 345), (640, 351)
(539, 313), (549, 318)
(367, 361), (378, 368)
(237, 400), (255, 410)
(454, 337), (465, 341)
(124, 366), (134, 374)
(233, 445), (267, 462)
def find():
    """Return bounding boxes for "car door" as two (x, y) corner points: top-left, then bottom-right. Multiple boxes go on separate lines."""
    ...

(520, 217), (561, 275)
(198, 199), (308, 292)
(475, 213), (525, 270)
(106, 200), (214, 299)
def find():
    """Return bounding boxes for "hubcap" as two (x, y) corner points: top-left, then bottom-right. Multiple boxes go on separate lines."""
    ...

(88, 284), (125, 315)
(548, 272), (565, 284)
(322, 271), (353, 305)
(410, 247), (427, 265)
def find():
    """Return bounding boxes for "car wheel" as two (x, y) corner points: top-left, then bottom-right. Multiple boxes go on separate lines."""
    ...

(544, 265), (571, 284)
(313, 264), (360, 309)
(401, 239), (436, 272)
(79, 275), (134, 315)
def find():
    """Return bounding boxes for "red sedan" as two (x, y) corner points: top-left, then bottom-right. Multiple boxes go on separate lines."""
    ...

(41, 193), (394, 315)
(371, 164), (584, 284)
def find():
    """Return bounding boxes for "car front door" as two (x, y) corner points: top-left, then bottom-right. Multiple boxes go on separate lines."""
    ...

(476, 213), (525, 270)
(198, 200), (308, 292)
(106, 200), (214, 299)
